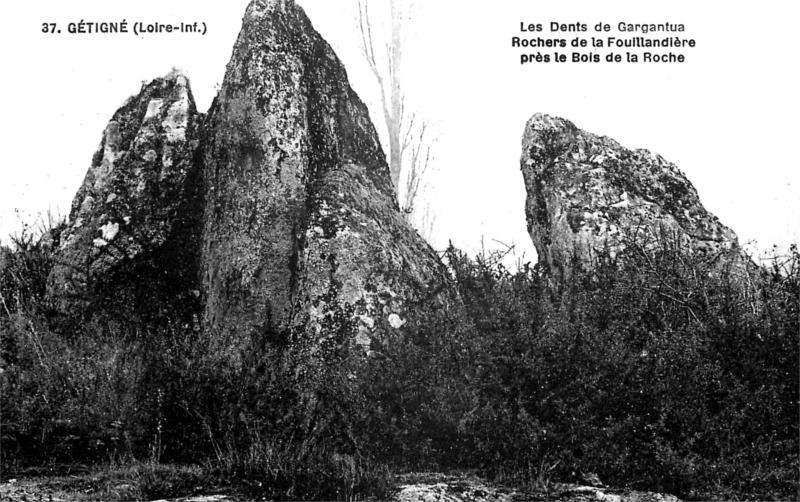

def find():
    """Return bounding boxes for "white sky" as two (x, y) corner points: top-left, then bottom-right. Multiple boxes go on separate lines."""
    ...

(1, 1), (797, 266)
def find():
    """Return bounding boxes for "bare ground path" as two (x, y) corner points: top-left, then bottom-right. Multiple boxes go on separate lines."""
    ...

(0, 472), (682, 502)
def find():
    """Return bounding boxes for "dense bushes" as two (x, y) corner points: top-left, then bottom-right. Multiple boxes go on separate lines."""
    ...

(0, 230), (393, 500)
(350, 238), (798, 500)
(1, 227), (797, 500)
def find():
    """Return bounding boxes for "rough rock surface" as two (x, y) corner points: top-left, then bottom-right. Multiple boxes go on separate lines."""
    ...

(520, 113), (744, 279)
(46, 0), (450, 352)
(48, 70), (203, 318)
(200, 0), (451, 353)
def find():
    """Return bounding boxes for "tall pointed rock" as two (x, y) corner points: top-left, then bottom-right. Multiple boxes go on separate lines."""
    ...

(201, 0), (450, 349)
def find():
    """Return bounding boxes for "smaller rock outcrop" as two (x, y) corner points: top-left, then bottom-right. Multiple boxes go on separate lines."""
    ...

(48, 70), (203, 319)
(520, 113), (745, 279)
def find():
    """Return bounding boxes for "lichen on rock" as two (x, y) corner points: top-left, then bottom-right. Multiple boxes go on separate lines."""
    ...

(200, 0), (453, 355)
(520, 113), (748, 280)
(44, 0), (456, 365)
(47, 70), (203, 319)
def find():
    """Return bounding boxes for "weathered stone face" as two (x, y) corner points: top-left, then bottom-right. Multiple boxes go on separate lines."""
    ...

(48, 70), (203, 316)
(46, 0), (452, 351)
(520, 113), (742, 279)
(200, 0), (451, 350)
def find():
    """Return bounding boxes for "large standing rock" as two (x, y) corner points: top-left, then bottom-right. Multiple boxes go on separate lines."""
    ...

(48, 70), (203, 320)
(45, 0), (452, 354)
(200, 0), (451, 354)
(520, 113), (745, 279)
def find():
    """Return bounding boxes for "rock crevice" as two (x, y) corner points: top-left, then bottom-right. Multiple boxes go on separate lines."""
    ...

(47, 0), (451, 357)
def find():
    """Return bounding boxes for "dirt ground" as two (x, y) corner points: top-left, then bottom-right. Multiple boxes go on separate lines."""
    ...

(0, 473), (682, 502)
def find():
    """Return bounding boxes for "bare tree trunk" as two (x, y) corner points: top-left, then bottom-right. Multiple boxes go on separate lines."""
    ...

(388, 0), (403, 194)
(358, 0), (434, 228)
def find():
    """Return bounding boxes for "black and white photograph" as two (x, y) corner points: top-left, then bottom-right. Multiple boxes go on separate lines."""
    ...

(1, 1), (797, 500)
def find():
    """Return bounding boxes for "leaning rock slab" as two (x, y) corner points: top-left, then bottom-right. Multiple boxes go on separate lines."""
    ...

(48, 70), (203, 318)
(520, 113), (745, 279)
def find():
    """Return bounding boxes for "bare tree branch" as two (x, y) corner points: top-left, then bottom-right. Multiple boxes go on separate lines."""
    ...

(356, 0), (437, 238)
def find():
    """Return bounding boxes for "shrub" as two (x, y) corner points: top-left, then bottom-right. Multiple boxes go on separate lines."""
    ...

(1, 224), (796, 500)
(345, 237), (798, 499)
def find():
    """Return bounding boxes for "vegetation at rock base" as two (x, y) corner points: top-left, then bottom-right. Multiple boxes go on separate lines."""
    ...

(0, 224), (797, 501)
